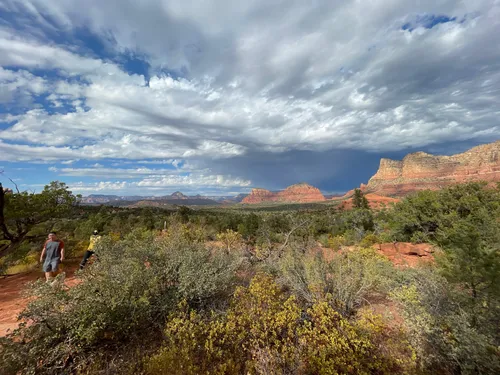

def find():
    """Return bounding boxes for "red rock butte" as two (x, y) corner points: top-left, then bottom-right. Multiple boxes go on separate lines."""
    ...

(359, 140), (500, 197)
(242, 183), (326, 204)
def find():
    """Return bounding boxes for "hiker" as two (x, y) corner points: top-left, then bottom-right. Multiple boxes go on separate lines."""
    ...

(40, 232), (65, 282)
(80, 230), (101, 269)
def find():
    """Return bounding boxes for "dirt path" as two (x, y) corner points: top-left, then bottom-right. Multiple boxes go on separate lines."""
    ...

(0, 260), (80, 337)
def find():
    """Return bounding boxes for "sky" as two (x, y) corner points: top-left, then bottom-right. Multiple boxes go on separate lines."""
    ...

(0, 0), (499, 196)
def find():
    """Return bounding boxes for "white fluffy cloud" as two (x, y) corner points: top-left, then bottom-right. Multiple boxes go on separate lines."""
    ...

(136, 175), (251, 188)
(55, 166), (196, 178)
(68, 174), (251, 195)
(0, 0), (499, 193)
(51, 164), (251, 194)
(69, 181), (128, 192)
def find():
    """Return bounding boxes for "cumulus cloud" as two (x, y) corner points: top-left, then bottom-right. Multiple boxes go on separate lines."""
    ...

(57, 166), (190, 178)
(50, 163), (251, 194)
(70, 181), (128, 193)
(0, 0), (499, 193)
(68, 174), (251, 195)
(137, 174), (251, 188)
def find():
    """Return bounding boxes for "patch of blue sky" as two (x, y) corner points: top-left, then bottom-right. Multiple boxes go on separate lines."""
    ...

(1, 162), (52, 187)
(0, 138), (48, 148)
(1, 9), (152, 81)
(402, 14), (458, 32)
(118, 53), (151, 81)
(0, 92), (82, 119)
(1, 67), (63, 81)
(171, 159), (186, 169)
(108, 160), (177, 171)
(35, 94), (81, 114)
(0, 122), (16, 132)
(0, 8), (113, 57)
(117, 159), (185, 169)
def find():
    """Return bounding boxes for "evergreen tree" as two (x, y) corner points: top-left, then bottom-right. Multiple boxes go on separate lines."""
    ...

(353, 188), (369, 209)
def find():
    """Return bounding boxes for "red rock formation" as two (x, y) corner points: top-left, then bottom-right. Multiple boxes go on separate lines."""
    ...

(242, 183), (326, 204)
(362, 140), (500, 197)
(276, 183), (326, 202)
(241, 188), (275, 204)
(375, 242), (434, 268)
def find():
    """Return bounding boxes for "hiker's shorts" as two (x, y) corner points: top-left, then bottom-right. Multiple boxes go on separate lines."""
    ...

(43, 258), (60, 273)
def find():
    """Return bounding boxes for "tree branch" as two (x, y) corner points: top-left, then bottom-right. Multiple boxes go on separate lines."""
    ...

(8, 178), (20, 193)
(0, 183), (14, 242)
(277, 219), (310, 257)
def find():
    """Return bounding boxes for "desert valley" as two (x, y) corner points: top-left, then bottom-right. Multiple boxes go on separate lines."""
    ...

(2, 1), (500, 373)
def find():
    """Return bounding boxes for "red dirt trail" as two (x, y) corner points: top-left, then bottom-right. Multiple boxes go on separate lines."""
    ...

(0, 260), (80, 337)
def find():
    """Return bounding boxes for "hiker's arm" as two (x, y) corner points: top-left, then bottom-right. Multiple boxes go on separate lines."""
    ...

(60, 242), (65, 261)
(40, 246), (46, 263)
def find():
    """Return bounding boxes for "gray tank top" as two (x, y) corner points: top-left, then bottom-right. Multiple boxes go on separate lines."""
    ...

(45, 240), (62, 261)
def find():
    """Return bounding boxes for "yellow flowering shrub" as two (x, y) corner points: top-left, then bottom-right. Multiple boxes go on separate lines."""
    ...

(146, 274), (410, 375)
(327, 234), (346, 250)
(216, 229), (243, 253)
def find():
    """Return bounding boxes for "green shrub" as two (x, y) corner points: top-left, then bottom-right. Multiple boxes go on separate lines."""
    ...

(327, 234), (346, 250)
(359, 232), (380, 248)
(280, 248), (395, 316)
(392, 267), (500, 374)
(317, 233), (330, 248)
(0, 231), (240, 374)
(216, 229), (243, 254)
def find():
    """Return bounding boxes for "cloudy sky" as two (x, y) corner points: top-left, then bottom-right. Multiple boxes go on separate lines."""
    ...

(0, 0), (499, 196)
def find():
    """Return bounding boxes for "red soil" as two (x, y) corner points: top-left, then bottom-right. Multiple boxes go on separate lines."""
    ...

(317, 242), (434, 268)
(337, 193), (400, 210)
(0, 261), (80, 337)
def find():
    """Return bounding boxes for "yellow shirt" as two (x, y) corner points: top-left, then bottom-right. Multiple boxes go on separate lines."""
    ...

(88, 235), (101, 250)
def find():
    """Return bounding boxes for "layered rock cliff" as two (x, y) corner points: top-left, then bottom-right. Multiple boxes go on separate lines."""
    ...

(242, 183), (326, 204)
(364, 140), (500, 196)
(242, 188), (275, 203)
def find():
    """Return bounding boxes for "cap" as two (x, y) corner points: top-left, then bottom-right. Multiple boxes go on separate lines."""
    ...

(93, 230), (99, 235)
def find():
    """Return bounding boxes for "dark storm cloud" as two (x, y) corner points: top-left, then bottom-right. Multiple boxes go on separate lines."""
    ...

(0, 0), (499, 194)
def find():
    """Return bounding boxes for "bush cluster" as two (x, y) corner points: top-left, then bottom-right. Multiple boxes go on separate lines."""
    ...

(1, 182), (500, 374)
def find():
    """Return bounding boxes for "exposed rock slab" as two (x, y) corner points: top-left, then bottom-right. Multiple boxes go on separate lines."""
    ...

(375, 243), (434, 268)
(339, 193), (400, 210)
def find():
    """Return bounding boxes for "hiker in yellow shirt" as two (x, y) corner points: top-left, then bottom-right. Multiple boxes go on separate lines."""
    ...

(80, 230), (101, 269)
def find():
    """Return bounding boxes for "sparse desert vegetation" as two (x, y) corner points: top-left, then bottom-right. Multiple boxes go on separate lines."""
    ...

(1, 181), (499, 374)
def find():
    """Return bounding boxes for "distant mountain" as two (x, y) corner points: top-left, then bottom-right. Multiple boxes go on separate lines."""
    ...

(135, 198), (221, 207)
(169, 191), (188, 199)
(80, 192), (227, 206)
(80, 195), (122, 204)
(79, 191), (251, 206)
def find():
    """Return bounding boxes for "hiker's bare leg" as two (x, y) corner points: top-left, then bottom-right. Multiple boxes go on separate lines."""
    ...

(45, 272), (52, 282)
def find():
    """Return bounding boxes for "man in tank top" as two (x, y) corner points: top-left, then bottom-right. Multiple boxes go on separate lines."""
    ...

(40, 232), (65, 282)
